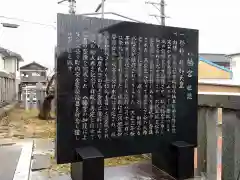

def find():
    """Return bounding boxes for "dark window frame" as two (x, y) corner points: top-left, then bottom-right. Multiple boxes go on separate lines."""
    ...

(214, 62), (230, 69)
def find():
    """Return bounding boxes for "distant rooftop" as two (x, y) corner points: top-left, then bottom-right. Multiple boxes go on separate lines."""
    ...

(0, 47), (24, 62)
(199, 57), (232, 73)
(199, 53), (229, 63)
(20, 61), (48, 70)
(227, 52), (240, 57)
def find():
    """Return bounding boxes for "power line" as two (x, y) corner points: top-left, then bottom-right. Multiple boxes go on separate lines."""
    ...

(80, 12), (142, 23)
(145, 0), (169, 25)
(0, 15), (56, 29)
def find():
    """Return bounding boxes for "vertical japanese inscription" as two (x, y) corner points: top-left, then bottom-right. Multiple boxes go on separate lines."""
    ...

(89, 34), (97, 140)
(67, 32), (73, 72)
(177, 35), (186, 135)
(81, 32), (89, 140)
(117, 35), (124, 137)
(155, 38), (161, 134)
(186, 52), (194, 100)
(143, 37), (149, 136)
(96, 37), (104, 139)
(130, 36), (137, 136)
(136, 36), (143, 136)
(149, 38), (155, 135)
(123, 36), (130, 136)
(171, 39), (177, 133)
(103, 33), (110, 139)
(179, 38), (185, 89)
(160, 39), (166, 133)
(110, 34), (117, 137)
(166, 39), (172, 132)
(74, 32), (81, 140)
(69, 21), (195, 141)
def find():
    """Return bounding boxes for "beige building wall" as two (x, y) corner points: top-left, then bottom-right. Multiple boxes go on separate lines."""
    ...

(198, 84), (240, 93)
(199, 61), (231, 79)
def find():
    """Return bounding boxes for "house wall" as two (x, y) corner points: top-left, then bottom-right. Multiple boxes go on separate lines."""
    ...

(0, 56), (20, 78)
(20, 70), (46, 77)
(230, 55), (240, 83)
(4, 57), (20, 78)
(0, 54), (5, 71)
(4, 57), (21, 99)
(199, 84), (240, 93)
(4, 57), (16, 73)
(0, 55), (17, 102)
(0, 55), (22, 100)
(20, 70), (47, 83)
(199, 61), (231, 79)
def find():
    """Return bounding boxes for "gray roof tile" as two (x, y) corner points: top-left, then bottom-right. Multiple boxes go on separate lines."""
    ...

(199, 53), (230, 63)
(0, 47), (24, 62)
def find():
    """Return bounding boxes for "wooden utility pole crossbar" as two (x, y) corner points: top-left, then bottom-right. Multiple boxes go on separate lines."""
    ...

(145, 0), (169, 25)
(58, 0), (76, 14)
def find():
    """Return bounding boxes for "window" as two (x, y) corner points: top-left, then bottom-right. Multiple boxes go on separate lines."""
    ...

(231, 61), (236, 68)
(214, 62), (230, 69)
(17, 61), (19, 71)
(32, 72), (40, 76)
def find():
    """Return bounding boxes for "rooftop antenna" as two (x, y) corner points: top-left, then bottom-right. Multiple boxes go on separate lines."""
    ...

(58, 0), (76, 14)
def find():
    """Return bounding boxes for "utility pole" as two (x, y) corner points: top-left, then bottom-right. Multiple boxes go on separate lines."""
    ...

(95, 0), (106, 19)
(58, 0), (76, 15)
(145, 0), (169, 26)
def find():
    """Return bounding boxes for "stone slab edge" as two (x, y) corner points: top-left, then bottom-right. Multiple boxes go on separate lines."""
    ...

(13, 140), (34, 180)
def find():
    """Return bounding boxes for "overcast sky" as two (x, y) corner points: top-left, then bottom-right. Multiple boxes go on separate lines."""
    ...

(0, 0), (240, 70)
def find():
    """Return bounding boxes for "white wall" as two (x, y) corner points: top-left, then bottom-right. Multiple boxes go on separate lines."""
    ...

(4, 57), (20, 79)
(0, 54), (5, 71)
(0, 54), (21, 100)
(4, 57), (15, 73)
(199, 79), (240, 86)
(5, 57), (21, 100)
(231, 55), (240, 84)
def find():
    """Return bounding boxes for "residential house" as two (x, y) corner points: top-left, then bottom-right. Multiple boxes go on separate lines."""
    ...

(20, 61), (48, 87)
(226, 53), (240, 84)
(0, 47), (24, 103)
(199, 57), (232, 80)
(198, 57), (239, 93)
(199, 53), (231, 70)
(198, 54), (240, 111)
(199, 53), (240, 85)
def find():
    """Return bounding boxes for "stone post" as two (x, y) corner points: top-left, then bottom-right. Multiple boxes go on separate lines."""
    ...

(222, 109), (240, 180)
(196, 107), (221, 179)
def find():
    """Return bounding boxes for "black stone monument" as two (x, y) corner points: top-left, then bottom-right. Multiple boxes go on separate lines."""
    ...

(56, 13), (198, 180)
